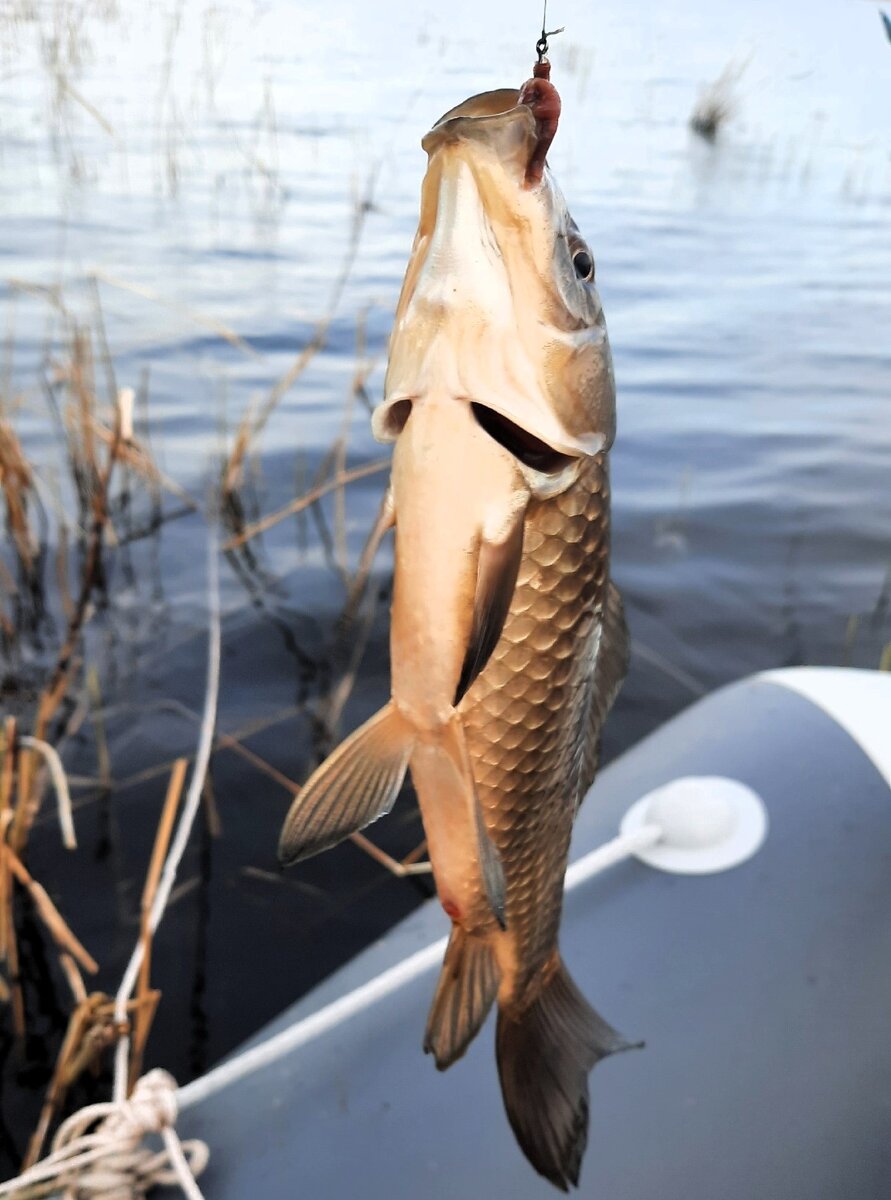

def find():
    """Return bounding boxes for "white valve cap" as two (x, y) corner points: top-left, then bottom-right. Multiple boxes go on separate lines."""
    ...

(620, 775), (768, 875)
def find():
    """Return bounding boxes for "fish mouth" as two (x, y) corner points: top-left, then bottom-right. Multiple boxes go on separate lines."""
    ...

(422, 90), (538, 185)
(430, 88), (523, 128)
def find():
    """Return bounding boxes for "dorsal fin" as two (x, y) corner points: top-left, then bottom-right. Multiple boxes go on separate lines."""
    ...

(579, 582), (629, 800)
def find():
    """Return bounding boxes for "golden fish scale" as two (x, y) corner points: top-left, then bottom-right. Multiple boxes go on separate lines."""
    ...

(460, 455), (610, 1002)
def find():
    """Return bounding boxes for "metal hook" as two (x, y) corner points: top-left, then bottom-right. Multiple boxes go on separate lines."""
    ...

(536, 27), (564, 62)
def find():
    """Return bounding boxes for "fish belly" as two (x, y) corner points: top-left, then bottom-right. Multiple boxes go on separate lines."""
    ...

(460, 454), (614, 1003)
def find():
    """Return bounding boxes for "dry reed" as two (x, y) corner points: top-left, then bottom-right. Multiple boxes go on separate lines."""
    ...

(220, 166), (381, 502)
(128, 758), (188, 1094)
(0, 215), (441, 1175)
(0, 297), (201, 1106)
(690, 55), (751, 142)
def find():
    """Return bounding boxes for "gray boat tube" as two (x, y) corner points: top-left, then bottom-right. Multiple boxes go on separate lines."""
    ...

(171, 667), (891, 1199)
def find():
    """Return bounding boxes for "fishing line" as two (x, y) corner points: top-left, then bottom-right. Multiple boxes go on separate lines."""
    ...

(537, 0), (564, 63)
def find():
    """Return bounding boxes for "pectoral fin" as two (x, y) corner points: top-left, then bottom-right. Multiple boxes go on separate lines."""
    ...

(278, 701), (413, 866)
(454, 509), (525, 705)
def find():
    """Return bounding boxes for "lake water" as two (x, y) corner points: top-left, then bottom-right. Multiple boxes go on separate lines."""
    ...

(0, 0), (889, 1173)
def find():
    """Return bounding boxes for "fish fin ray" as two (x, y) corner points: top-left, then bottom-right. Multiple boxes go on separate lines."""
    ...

(278, 702), (413, 866)
(454, 510), (525, 704)
(440, 719), (507, 928)
(496, 956), (639, 1191)
(474, 797), (506, 929)
(597, 582), (630, 709)
(580, 582), (629, 799)
(423, 928), (500, 1069)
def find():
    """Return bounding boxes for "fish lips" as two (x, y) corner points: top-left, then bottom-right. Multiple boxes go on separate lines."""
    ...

(422, 90), (539, 186)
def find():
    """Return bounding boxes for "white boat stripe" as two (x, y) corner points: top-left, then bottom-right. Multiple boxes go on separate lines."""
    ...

(179, 668), (891, 1114)
(759, 667), (891, 789)
(176, 825), (660, 1112)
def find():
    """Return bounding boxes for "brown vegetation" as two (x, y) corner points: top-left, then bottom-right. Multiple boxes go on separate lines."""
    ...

(0, 267), (431, 1170)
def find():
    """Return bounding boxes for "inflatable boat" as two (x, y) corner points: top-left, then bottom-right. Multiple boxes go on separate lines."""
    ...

(171, 666), (891, 1198)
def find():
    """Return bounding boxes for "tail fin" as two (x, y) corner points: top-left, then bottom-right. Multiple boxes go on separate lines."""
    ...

(278, 702), (413, 866)
(495, 956), (638, 1192)
(424, 927), (500, 1070)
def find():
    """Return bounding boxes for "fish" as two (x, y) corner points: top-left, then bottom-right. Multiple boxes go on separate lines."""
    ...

(279, 58), (632, 1192)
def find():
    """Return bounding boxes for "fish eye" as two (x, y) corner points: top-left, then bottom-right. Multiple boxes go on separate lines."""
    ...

(572, 248), (594, 282)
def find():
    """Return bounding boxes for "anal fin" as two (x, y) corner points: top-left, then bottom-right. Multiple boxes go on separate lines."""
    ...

(424, 927), (500, 1069)
(278, 701), (413, 866)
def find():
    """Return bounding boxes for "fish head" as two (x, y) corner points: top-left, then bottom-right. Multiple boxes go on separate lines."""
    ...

(376, 86), (615, 499)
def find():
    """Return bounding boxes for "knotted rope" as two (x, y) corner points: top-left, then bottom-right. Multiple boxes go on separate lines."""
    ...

(0, 1070), (208, 1199)
(1, 529), (221, 1199)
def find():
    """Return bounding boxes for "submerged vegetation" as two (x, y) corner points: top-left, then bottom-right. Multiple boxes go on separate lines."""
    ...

(0, 295), (190, 1162)
(0, 274), (438, 1171)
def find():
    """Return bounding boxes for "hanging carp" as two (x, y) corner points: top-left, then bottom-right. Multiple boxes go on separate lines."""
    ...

(280, 48), (632, 1192)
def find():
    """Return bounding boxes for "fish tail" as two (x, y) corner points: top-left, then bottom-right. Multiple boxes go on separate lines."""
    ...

(278, 701), (413, 866)
(423, 926), (500, 1069)
(495, 955), (639, 1191)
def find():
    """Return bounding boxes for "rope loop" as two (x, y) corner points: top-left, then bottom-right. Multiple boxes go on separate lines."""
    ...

(0, 533), (221, 1200)
(55, 1070), (178, 1149)
(0, 1072), (208, 1200)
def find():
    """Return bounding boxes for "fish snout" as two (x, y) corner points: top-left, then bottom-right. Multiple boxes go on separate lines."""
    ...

(422, 80), (561, 192)
(422, 100), (538, 188)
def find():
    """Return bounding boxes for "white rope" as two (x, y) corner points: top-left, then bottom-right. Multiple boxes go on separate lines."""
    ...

(1, 531), (221, 1200)
(178, 822), (663, 1112)
(0, 1071), (209, 1200)
(112, 530), (221, 1104)
(565, 823), (661, 887)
